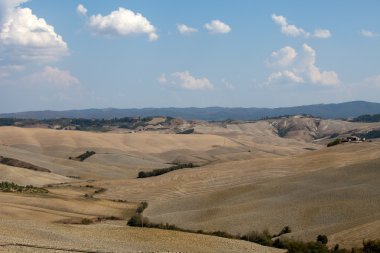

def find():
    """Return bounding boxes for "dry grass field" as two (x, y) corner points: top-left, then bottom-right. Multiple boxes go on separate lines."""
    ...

(0, 117), (379, 252)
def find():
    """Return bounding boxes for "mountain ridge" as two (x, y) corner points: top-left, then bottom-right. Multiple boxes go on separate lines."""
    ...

(1, 101), (380, 121)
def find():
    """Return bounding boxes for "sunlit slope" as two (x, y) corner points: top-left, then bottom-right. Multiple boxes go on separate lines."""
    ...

(0, 126), (246, 179)
(0, 220), (285, 253)
(0, 163), (71, 186)
(97, 142), (380, 248)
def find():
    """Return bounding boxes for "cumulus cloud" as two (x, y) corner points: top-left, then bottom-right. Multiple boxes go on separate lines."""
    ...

(361, 29), (379, 38)
(268, 46), (297, 67)
(272, 14), (309, 37)
(172, 71), (213, 90)
(28, 66), (80, 87)
(204, 20), (231, 34)
(267, 44), (340, 86)
(268, 71), (304, 84)
(159, 71), (213, 90)
(88, 7), (158, 41)
(0, 0), (68, 62)
(76, 4), (87, 16)
(272, 14), (331, 39)
(177, 24), (198, 35)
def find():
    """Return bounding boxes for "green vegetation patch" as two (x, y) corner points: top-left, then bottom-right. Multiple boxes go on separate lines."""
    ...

(352, 114), (380, 123)
(127, 201), (379, 253)
(0, 181), (48, 194)
(0, 156), (51, 173)
(137, 163), (199, 178)
(327, 138), (343, 147)
(69, 151), (96, 162)
(127, 202), (149, 227)
(176, 128), (194, 134)
(358, 130), (380, 140)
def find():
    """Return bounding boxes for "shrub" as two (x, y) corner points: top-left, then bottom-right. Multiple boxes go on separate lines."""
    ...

(274, 226), (292, 237)
(81, 218), (93, 225)
(0, 181), (48, 194)
(127, 214), (150, 227)
(137, 163), (198, 178)
(177, 129), (194, 134)
(363, 239), (380, 253)
(327, 138), (342, 147)
(317, 234), (329, 245)
(136, 201), (148, 214)
(282, 239), (330, 253)
(94, 188), (106, 194)
(241, 230), (273, 246)
(72, 151), (96, 162)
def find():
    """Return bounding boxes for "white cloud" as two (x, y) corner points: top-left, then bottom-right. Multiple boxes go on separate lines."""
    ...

(0, 0), (68, 62)
(76, 4), (87, 16)
(272, 14), (309, 37)
(272, 14), (331, 39)
(268, 46), (297, 67)
(268, 71), (304, 84)
(301, 44), (339, 85)
(89, 7), (158, 41)
(204, 20), (231, 34)
(361, 29), (379, 38)
(159, 71), (213, 90)
(177, 24), (198, 35)
(313, 29), (331, 38)
(267, 44), (340, 86)
(172, 71), (213, 90)
(28, 66), (80, 87)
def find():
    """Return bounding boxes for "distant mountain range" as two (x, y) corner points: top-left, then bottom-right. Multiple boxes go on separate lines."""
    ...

(1, 101), (380, 121)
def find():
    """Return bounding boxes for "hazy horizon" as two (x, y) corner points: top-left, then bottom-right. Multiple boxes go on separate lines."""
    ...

(1, 1), (379, 112)
(2, 100), (380, 115)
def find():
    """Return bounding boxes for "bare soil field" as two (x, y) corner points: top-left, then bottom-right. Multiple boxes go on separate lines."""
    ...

(0, 118), (379, 251)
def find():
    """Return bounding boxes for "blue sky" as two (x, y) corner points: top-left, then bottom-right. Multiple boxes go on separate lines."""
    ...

(0, 0), (379, 113)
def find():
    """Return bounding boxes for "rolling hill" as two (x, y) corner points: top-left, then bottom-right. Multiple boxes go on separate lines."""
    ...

(0, 116), (379, 252)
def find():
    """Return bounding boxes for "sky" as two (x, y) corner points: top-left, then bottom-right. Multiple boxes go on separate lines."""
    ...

(0, 0), (379, 113)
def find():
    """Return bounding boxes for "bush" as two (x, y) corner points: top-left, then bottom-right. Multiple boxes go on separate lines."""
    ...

(317, 234), (329, 245)
(282, 239), (330, 253)
(274, 226), (292, 237)
(81, 218), (93, 225)
(94, 188), (106, 194)
(127, 214), (150, 227)
(75, 151), (96, 162)
(0, 181), (48, 194)
(241, 230), (273, 246)
(136, 201), (148, 214)
(327, 138), (342, 147)
(363, 239), (380, 253)
(137, 163), (198, 178)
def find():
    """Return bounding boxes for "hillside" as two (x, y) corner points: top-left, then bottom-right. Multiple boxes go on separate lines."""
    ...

(0, 117), (380, 251)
